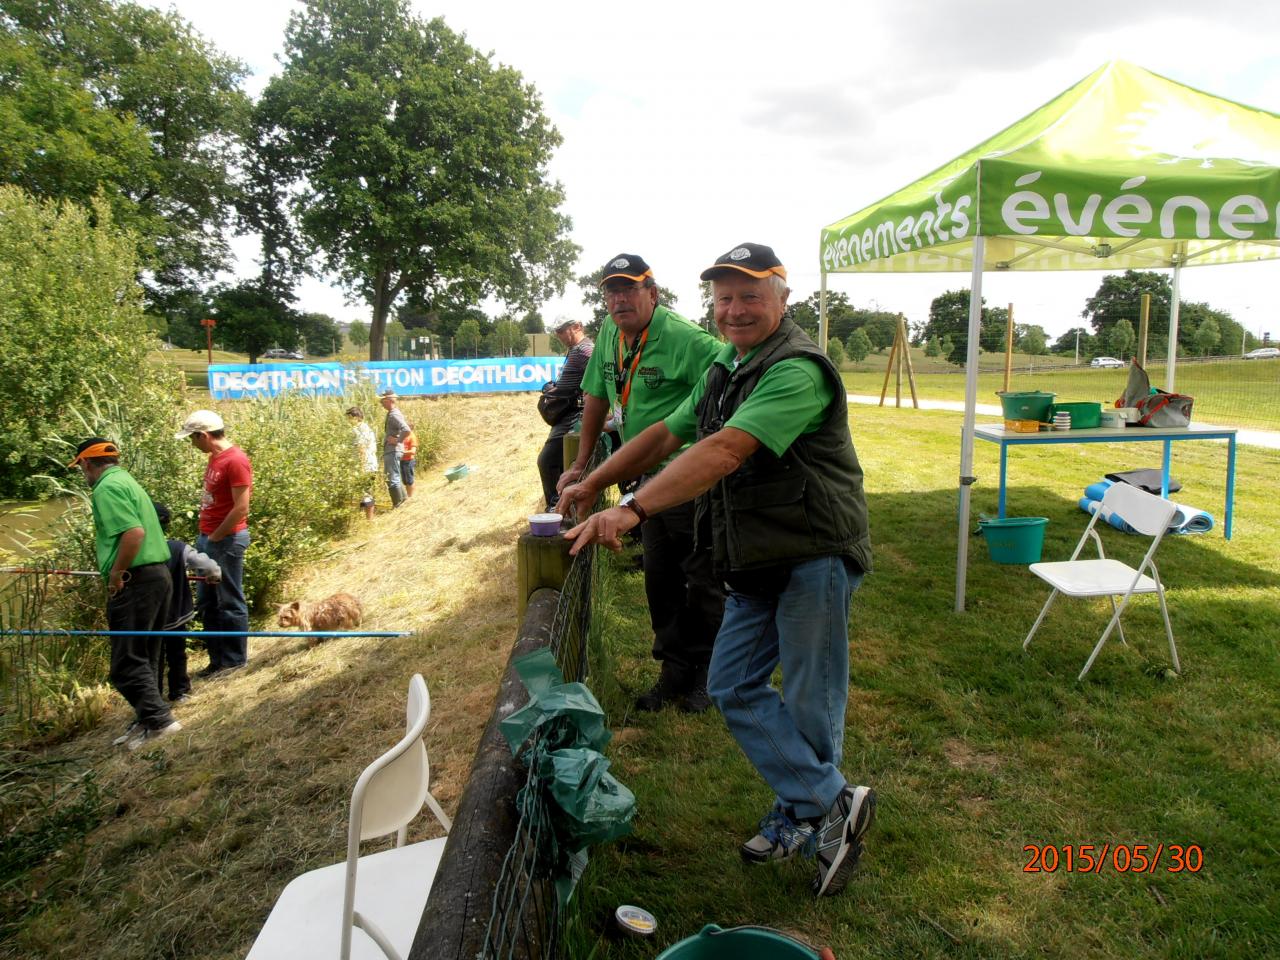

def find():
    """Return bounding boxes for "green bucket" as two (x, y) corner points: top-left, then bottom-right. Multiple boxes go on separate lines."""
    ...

(656, 924), (820, 960)
(979, 516), (1049, 564)
(996, 390), (1055, 422)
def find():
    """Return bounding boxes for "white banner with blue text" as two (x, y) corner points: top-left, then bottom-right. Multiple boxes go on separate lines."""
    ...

(208, 357), (567, 400)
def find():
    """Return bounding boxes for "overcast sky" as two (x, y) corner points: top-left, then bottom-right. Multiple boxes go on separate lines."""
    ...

(157, 0), (1280, 342)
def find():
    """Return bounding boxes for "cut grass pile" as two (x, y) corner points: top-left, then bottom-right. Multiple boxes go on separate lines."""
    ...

(9, 396), (1278, 959)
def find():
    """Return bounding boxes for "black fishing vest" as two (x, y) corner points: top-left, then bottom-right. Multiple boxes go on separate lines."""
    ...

(694, 319), (872, 575)
(163, 540), (195, 631)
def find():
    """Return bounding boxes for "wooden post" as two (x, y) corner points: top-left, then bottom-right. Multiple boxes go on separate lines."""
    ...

(1003, 303), (1014, 392)
(560, 432), (580, 478)
(898, 314), (920, 408)
(516, 532), (572, 619)
(1138, 293), (1150, 368)
(878, 328), (900, 407)
(410, 589), (558, 960)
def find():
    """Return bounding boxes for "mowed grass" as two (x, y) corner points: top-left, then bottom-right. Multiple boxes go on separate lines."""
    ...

(840, 353), (1280, 431)
(12, 398), (1277, 959)
(568, 405), (1280, 959)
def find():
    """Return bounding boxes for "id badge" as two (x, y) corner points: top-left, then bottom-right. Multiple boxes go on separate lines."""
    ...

(611, 402), (624, 429)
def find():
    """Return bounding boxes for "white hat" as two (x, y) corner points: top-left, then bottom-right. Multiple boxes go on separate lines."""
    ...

(550, 315), (582, 332)
(174, 410), (225, 439)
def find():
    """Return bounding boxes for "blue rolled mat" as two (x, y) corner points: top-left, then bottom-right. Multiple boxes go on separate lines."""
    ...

(1083, 479), (1113, 502)
(1078, 496), (1214, 535)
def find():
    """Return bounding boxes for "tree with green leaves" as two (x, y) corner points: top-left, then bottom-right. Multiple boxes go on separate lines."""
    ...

(923, 336), (941, 358)
(297, 312), (340, 357)
(1, 0), (250, 311)
(1017, 324), (1049, 355)
(0, 187), (156, 496)
(455, 318), (482, 358)
(1051, 327), (1093, 357)
(255, 0), (578, 361)
(846, 328), (872, 363)
(210, 282), (299, 363)
(1082, 270), (1172, 343)
(348, 320), (369, 349)
(1193, 315), (1221, 356)
(1107, 318), (1136, 359)
(487, 319), (528, 357)
(922, 289), (994, 366)
(826, 338), (846, 368)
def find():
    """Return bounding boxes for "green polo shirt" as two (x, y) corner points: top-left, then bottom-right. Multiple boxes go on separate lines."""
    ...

(581, 302), (721, 452)
(664, 343), (835, 457)
(90, 465), (170, 579)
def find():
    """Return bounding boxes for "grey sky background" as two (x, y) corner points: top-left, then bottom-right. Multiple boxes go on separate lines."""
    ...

(159, 0), (1280, 343)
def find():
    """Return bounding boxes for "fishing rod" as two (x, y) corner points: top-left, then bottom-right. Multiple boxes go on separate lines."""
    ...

(0, 567), (208, 580)
(5, 629), (411, 638)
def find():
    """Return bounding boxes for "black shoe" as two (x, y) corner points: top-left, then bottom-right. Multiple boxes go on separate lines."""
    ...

(812, 784), (876, 897)
(634, 665), (689, 712)
(195, 665), (224, 680)
(677, 684), (712, 713)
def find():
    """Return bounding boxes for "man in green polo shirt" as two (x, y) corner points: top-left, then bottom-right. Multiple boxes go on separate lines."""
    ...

(561, 243), (875, 899)
(557, 253), (724, 712)
(69, 437), (181, 750)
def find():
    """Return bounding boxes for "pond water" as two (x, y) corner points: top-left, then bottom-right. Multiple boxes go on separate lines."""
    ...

(0, 497), (77, 558)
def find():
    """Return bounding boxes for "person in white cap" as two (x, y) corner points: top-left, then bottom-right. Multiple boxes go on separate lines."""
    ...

(378, 389), (411, 508)
(536, 316), (593, 509)
(175, 409), (253, 676)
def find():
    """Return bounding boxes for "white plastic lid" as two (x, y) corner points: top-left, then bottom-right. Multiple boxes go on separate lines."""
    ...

(529, 513), (563, 523)
(614, 904), (656, 936)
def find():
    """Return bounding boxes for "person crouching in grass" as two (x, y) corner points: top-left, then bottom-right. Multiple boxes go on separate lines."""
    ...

(68, 438), (181, 751)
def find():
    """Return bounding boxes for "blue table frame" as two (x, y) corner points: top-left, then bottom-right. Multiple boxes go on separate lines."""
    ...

(974, 423), (1238, 539)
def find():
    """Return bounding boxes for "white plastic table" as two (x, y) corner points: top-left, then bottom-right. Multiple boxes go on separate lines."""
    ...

(974, 423), (1238, 539)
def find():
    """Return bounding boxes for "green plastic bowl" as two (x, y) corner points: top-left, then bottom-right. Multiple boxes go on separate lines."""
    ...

(997, 390), (1055, 422)
(444, 463), (470, 482)
(656, 924), (819, 959)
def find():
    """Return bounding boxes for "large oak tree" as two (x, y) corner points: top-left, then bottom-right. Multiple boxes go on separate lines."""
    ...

(255, 0), (578, 360)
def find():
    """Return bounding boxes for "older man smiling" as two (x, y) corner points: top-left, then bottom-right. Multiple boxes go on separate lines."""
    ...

(561, 242), (876, 898)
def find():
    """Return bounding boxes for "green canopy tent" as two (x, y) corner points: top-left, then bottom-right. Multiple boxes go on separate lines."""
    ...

(819, 60), (1280, 611)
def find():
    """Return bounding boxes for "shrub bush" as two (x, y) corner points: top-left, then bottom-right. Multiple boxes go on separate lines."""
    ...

(0, 188), (155, 499)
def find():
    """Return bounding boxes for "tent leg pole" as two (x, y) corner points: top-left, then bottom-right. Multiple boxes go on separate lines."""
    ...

(818, 270), (829, 351)
(956, 236), (986, 613)
(1166, 255), (1182, 393)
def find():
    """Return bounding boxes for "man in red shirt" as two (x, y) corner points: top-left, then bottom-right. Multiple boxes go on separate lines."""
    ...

(175, 410), (253, 676)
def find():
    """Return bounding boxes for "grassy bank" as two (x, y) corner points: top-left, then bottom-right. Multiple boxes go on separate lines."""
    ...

(8, 397), (1277, 958)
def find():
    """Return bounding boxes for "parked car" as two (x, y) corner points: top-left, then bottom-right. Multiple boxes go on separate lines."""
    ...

(286, 350), (304, 360)
(262, 348), (289, 359)
(1090, 356), (1126, 368)
(1244, 347), (1279, 360)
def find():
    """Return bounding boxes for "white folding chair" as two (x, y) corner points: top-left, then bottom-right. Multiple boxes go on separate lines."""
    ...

(1023, 483), (1179, 680)
(247, 674), (452, 960)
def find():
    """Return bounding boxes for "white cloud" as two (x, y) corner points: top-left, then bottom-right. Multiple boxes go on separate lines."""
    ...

(157, 0), (1280, 340)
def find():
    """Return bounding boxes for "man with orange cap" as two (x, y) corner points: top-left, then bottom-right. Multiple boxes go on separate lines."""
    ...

(69, 438), (181, 750)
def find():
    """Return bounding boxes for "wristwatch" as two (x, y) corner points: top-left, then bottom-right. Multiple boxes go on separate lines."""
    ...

(618, 492), (648, 525)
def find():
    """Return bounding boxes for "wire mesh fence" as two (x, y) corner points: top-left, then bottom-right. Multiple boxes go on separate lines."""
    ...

(477, 440), (609, 960)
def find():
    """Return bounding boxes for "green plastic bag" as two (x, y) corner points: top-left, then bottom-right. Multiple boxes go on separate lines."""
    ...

(500, 651), (611, 755)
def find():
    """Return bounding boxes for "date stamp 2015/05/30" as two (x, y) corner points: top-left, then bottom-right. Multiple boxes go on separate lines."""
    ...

(1023, 844), (1203, 875)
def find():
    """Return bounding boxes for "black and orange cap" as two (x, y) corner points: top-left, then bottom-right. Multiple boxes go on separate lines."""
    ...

(599, 254), (653, 286)
(699, 243), (787, 282)
(67, 437), (119, 467)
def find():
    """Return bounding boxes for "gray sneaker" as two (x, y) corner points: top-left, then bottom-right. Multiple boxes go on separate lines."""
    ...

(740, 809), (816, 864)
(112, 721), (143, 747)
(812, 784), (876, 897)
(127, 720), (183, 752)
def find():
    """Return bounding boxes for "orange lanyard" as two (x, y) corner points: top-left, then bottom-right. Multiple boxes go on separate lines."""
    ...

(615, 325), (650, 410)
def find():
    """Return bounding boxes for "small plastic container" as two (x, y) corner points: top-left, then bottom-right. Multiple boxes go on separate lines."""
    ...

(614, 905), (656, 939)
(528, 513), (562, 536)
(444, 463), (470, 483)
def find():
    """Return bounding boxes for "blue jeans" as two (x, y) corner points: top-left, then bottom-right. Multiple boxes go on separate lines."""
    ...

(196, 530), (250, 667)
(383, 449), (404, 507)
(707, 555), (863, 821)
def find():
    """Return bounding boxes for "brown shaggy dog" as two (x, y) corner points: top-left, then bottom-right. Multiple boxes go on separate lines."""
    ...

(276, 593), (364, 644)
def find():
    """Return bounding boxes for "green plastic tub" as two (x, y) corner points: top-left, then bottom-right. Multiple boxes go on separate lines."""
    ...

(979, 516), (1049, 564)
(996, 391), (1055, 422)
(1050, 401), (1102, 428)
(656, 924), (819, 959)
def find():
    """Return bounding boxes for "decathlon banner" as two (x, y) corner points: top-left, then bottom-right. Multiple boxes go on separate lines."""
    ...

(208, 357), (567, 400)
